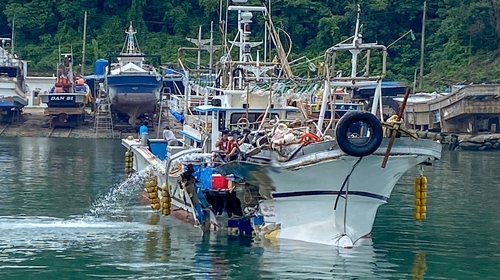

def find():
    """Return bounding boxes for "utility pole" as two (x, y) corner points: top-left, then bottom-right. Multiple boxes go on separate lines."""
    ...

(81, 11), (88, 76)
(11, 16), (15, 55)
(419, 0), (426, 90)
(197, 26), (202, 69)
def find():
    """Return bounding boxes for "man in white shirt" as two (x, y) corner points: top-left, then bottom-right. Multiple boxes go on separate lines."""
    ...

(163, 125), (177, 145)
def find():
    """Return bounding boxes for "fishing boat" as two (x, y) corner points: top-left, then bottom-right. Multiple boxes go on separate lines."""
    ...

(0, 37), (28, 123)
(39, 53), (90, 127)
(214, 5), (442, 247)
(105, 21), (163, 127)
(123, 0), (300, 232)
(122, 2), (442, 248)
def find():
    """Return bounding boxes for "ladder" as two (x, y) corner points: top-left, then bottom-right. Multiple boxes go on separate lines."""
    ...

(93, 83), (114, 138)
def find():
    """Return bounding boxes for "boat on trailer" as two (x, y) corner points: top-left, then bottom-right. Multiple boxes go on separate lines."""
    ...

(122, 2), (442, 248)
(105, 21), (163, 127)
(0, 38), (28, 123)
(39, 53), (90, 127)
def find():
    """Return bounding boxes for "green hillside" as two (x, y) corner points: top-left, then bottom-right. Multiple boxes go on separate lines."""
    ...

(2, 0), (500, 91)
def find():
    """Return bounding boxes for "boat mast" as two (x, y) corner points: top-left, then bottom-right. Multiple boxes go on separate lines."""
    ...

(350, 4), (361, 79)
(81, 11), (87, 76)
(122, 22), (139, 54)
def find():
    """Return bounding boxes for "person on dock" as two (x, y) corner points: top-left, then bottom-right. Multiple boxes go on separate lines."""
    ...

(139, 121), (149, 137)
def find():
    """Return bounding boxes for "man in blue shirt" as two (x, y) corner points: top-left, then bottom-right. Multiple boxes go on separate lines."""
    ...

(139, 121), (149, 137)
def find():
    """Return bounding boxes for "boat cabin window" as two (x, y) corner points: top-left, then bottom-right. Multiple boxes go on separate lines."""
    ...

(0, 67), (17, 78)
(230, 112), (279, 128)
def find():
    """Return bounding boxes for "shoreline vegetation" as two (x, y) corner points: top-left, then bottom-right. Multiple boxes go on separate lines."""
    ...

(2, 1), (500, 90)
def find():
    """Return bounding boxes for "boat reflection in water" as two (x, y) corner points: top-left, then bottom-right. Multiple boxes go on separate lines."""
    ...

(126, 212), (399, 279)
(255, 237), (398, 279)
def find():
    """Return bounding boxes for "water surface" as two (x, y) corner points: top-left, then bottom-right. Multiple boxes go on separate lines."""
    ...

(0, 137), (498, 279)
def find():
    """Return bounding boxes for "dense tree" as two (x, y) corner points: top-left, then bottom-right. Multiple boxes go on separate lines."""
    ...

(2, 0), (500, 90)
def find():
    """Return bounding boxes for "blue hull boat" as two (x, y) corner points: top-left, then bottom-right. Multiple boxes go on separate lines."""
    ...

(107, 74), (162, 124)
(105, 22), (162, 126)
(0, 41), (28, 122)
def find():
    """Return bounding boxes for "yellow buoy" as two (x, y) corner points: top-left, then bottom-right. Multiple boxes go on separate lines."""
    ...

(125, 150), (134, 179)
(414, 175), (428, 220)
(415, 177), (421, 185)
(421, 177), (427, 184)
(145, 175), (160, 211)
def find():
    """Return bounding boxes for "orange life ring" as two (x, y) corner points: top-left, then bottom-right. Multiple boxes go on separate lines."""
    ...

(299, 132), (320, 144)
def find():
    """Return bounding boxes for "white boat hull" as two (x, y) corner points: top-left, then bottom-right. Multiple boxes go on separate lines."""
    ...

(218, 138), (442, 246)
(123, 137), (441, 247)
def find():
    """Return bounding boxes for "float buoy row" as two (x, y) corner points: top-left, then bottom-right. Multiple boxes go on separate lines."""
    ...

(414, 176), (427, 220)
(161, 183), (171, 216)
(125, 151), (134, 179)
(145, 174), (161, 210)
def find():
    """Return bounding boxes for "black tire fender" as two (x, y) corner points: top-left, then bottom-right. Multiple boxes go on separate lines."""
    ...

(335, 111), (383, 157)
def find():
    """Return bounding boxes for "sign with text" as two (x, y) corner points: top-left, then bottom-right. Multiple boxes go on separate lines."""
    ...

(50, 95), (74, 101)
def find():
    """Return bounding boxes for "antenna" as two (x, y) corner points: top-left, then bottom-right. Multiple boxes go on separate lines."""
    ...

(353, 4), (361, 45)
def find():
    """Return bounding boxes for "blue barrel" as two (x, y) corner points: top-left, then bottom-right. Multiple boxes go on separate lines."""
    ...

(94, 59), (109, 75)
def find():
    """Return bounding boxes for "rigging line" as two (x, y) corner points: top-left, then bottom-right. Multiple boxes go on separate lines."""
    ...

(333, 156), (364, 210)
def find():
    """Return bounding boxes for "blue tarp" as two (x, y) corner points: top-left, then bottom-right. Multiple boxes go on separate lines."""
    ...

(198, 167), (216, 190)
(169, 108), (184, 123)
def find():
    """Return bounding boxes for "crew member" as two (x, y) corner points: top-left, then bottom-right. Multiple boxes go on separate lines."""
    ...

(139, 121), (149, 137)
(163, 125), (177, 145)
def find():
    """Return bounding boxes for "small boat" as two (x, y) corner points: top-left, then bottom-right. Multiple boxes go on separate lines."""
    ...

(0, 38), (28, 123)
(39, 53), (90, 127)
(105, 22), (163, 127)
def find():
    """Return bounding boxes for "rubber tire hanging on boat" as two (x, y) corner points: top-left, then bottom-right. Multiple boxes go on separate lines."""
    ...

(335, 111), (383, 157)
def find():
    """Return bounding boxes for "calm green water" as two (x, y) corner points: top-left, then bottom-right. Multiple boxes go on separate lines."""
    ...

(0, 137), (499, 279)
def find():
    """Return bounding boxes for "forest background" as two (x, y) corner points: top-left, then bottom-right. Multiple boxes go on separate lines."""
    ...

(1, 0), (500, 92)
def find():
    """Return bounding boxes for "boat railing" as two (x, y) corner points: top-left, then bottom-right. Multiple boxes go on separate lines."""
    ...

(184, 114), (212, 133)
